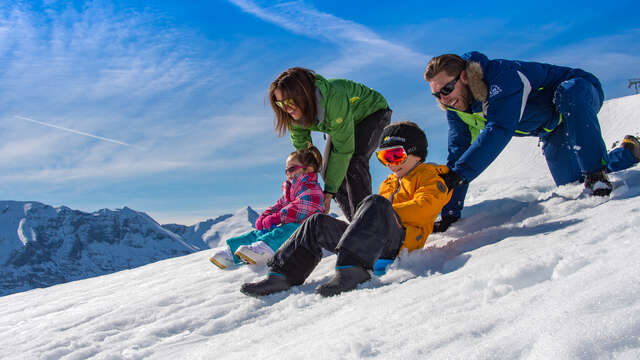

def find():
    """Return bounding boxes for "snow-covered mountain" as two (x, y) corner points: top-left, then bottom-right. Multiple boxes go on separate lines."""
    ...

(1, 95), (639, 359)
(0, 202), (257, 296)
(162, 206), (259, 249)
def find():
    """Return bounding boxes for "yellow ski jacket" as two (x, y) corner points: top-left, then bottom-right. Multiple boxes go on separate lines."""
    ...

(378, 163), (453, 252)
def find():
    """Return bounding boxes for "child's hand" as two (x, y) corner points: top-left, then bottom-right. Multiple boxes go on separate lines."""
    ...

(255, 213), (267, 231)
(262, 213), (281, 229)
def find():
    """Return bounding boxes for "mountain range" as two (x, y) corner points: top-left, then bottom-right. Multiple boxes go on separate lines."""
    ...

(0, 201), (258, 296)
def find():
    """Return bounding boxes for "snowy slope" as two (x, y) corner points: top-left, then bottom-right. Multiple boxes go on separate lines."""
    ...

(0, 95), (639, 359)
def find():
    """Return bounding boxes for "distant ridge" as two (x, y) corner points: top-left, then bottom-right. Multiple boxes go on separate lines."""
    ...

(0, 201), (256, 296)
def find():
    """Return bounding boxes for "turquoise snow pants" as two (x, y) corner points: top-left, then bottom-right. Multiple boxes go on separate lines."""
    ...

(226, 222), (300, 264)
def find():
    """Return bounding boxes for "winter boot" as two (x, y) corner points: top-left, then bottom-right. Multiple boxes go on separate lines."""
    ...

(240, 273), (291, 297)
(584, 169), (613, 196)
(621, 135), (640, 162)
(234, 241), (275, 265)
(432, 214), (459, 233)
(209, 248), (234, 269)
(315, 266), (371, 297)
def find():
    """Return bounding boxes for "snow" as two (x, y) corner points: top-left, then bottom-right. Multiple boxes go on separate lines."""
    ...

(1, 95), (640, 359)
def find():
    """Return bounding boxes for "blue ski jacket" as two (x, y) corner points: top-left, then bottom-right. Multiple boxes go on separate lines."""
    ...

(447, 51), (604, 182)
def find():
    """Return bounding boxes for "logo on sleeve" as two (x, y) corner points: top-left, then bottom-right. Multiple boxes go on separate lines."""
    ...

(489, 85), (502, 98)
(437, 181), (447, 193)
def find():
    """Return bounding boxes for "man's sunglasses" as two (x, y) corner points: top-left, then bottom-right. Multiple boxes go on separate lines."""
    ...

(432, 74), (460, 99)
(275, 98), (296, 109)
(376, 146), (407, 166)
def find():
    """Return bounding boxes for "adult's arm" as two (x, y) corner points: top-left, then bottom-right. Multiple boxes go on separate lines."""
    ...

(290, 126), (313, 150)
(452, 69), (532, 181)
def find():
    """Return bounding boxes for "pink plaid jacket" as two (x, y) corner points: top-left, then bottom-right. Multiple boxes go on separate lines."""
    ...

(262, 173), (325, 224)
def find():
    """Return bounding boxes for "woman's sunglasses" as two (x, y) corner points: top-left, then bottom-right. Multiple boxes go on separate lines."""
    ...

(432, 74), (460, 99)
(275, 98), (296, 109)
(376, 146), (407, 166)
(285, 165), (305, 174)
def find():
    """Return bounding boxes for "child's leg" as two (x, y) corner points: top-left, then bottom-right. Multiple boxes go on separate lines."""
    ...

(235, 224), (302, 266)
(226, 231), (260, 264)
(256, 223), (300, 252)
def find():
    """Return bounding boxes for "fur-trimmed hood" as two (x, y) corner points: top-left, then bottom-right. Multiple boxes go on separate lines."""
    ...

(463, 51), (490, 103)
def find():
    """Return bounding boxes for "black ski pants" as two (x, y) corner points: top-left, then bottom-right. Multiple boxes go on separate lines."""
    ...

(267, 194), (405, 285)
(322, 108), (392, 221)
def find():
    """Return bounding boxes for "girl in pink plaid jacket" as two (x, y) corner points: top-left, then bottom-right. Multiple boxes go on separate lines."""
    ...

(210, 146), (325, 269)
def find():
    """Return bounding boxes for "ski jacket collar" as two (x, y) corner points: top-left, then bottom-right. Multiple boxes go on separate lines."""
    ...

(288, 172), (319, 185)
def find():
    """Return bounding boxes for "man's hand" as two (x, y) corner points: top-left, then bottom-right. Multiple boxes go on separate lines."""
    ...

(323, 192), (334, 214)
(439, 170), (465, 191)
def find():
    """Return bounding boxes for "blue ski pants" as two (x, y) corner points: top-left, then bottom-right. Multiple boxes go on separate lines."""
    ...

(541, 77), (609, 186)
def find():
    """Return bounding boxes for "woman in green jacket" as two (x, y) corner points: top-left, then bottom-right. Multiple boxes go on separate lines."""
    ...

(269, 67), (391, 221)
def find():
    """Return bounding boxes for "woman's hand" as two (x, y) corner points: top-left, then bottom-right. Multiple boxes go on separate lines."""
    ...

(323, 192), (334, 214)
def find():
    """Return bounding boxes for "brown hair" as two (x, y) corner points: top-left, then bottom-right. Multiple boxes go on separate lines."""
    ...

(289, 144), (323, 172)
(424, 54), (466, 81)
(269, 67), (318, 137)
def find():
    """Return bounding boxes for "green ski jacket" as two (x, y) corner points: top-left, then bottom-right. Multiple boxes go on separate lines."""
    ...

(289, 74), (388, 193)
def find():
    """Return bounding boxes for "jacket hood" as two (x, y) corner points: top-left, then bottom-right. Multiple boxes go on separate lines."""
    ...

(313, 74), (328, 124)
(461, 51), (489, 103)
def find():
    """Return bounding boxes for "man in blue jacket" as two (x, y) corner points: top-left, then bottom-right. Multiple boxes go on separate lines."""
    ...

(424, 52), (627, 232)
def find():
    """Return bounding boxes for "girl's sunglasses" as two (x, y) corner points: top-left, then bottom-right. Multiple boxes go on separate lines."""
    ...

(275, 98), (296, 109)
(432, 74), (460, 99)
(285, 165), (305, 174)
(376, 146), (407, 166)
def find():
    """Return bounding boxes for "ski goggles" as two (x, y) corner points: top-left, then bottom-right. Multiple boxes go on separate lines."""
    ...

(432, 74), (460, 99)
(274, 98), (296, 109)
(376, 146), (407, 166)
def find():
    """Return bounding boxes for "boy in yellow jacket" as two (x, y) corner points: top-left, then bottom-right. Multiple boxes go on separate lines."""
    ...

(241, 121), (453, 297)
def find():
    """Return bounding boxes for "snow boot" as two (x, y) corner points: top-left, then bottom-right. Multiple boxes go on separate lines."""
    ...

(433, 214), (459, 233)
(315, 266), (371, 297)
(234, 241), (275, 265)
(209, 248), (234, 269)
(621, 135), (640, 162)
(240, 273), (291, 297)
(584, 169), (613, 196)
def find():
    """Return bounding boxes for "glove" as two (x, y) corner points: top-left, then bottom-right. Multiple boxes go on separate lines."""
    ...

(433, 215), (459, 233)
(254, 213), (267, 231)
(439, 170), (465, 191)
(373, 258), (394, 276)
(261, 213), (281, 230)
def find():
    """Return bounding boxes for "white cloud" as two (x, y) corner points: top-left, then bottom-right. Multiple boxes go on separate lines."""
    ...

(228, 0), (427, 76)
(0, 1), (285, 187)
(534, 30), (640, 83)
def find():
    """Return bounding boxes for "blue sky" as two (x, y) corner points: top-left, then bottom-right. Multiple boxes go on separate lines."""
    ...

(1, 0), (638, 225)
